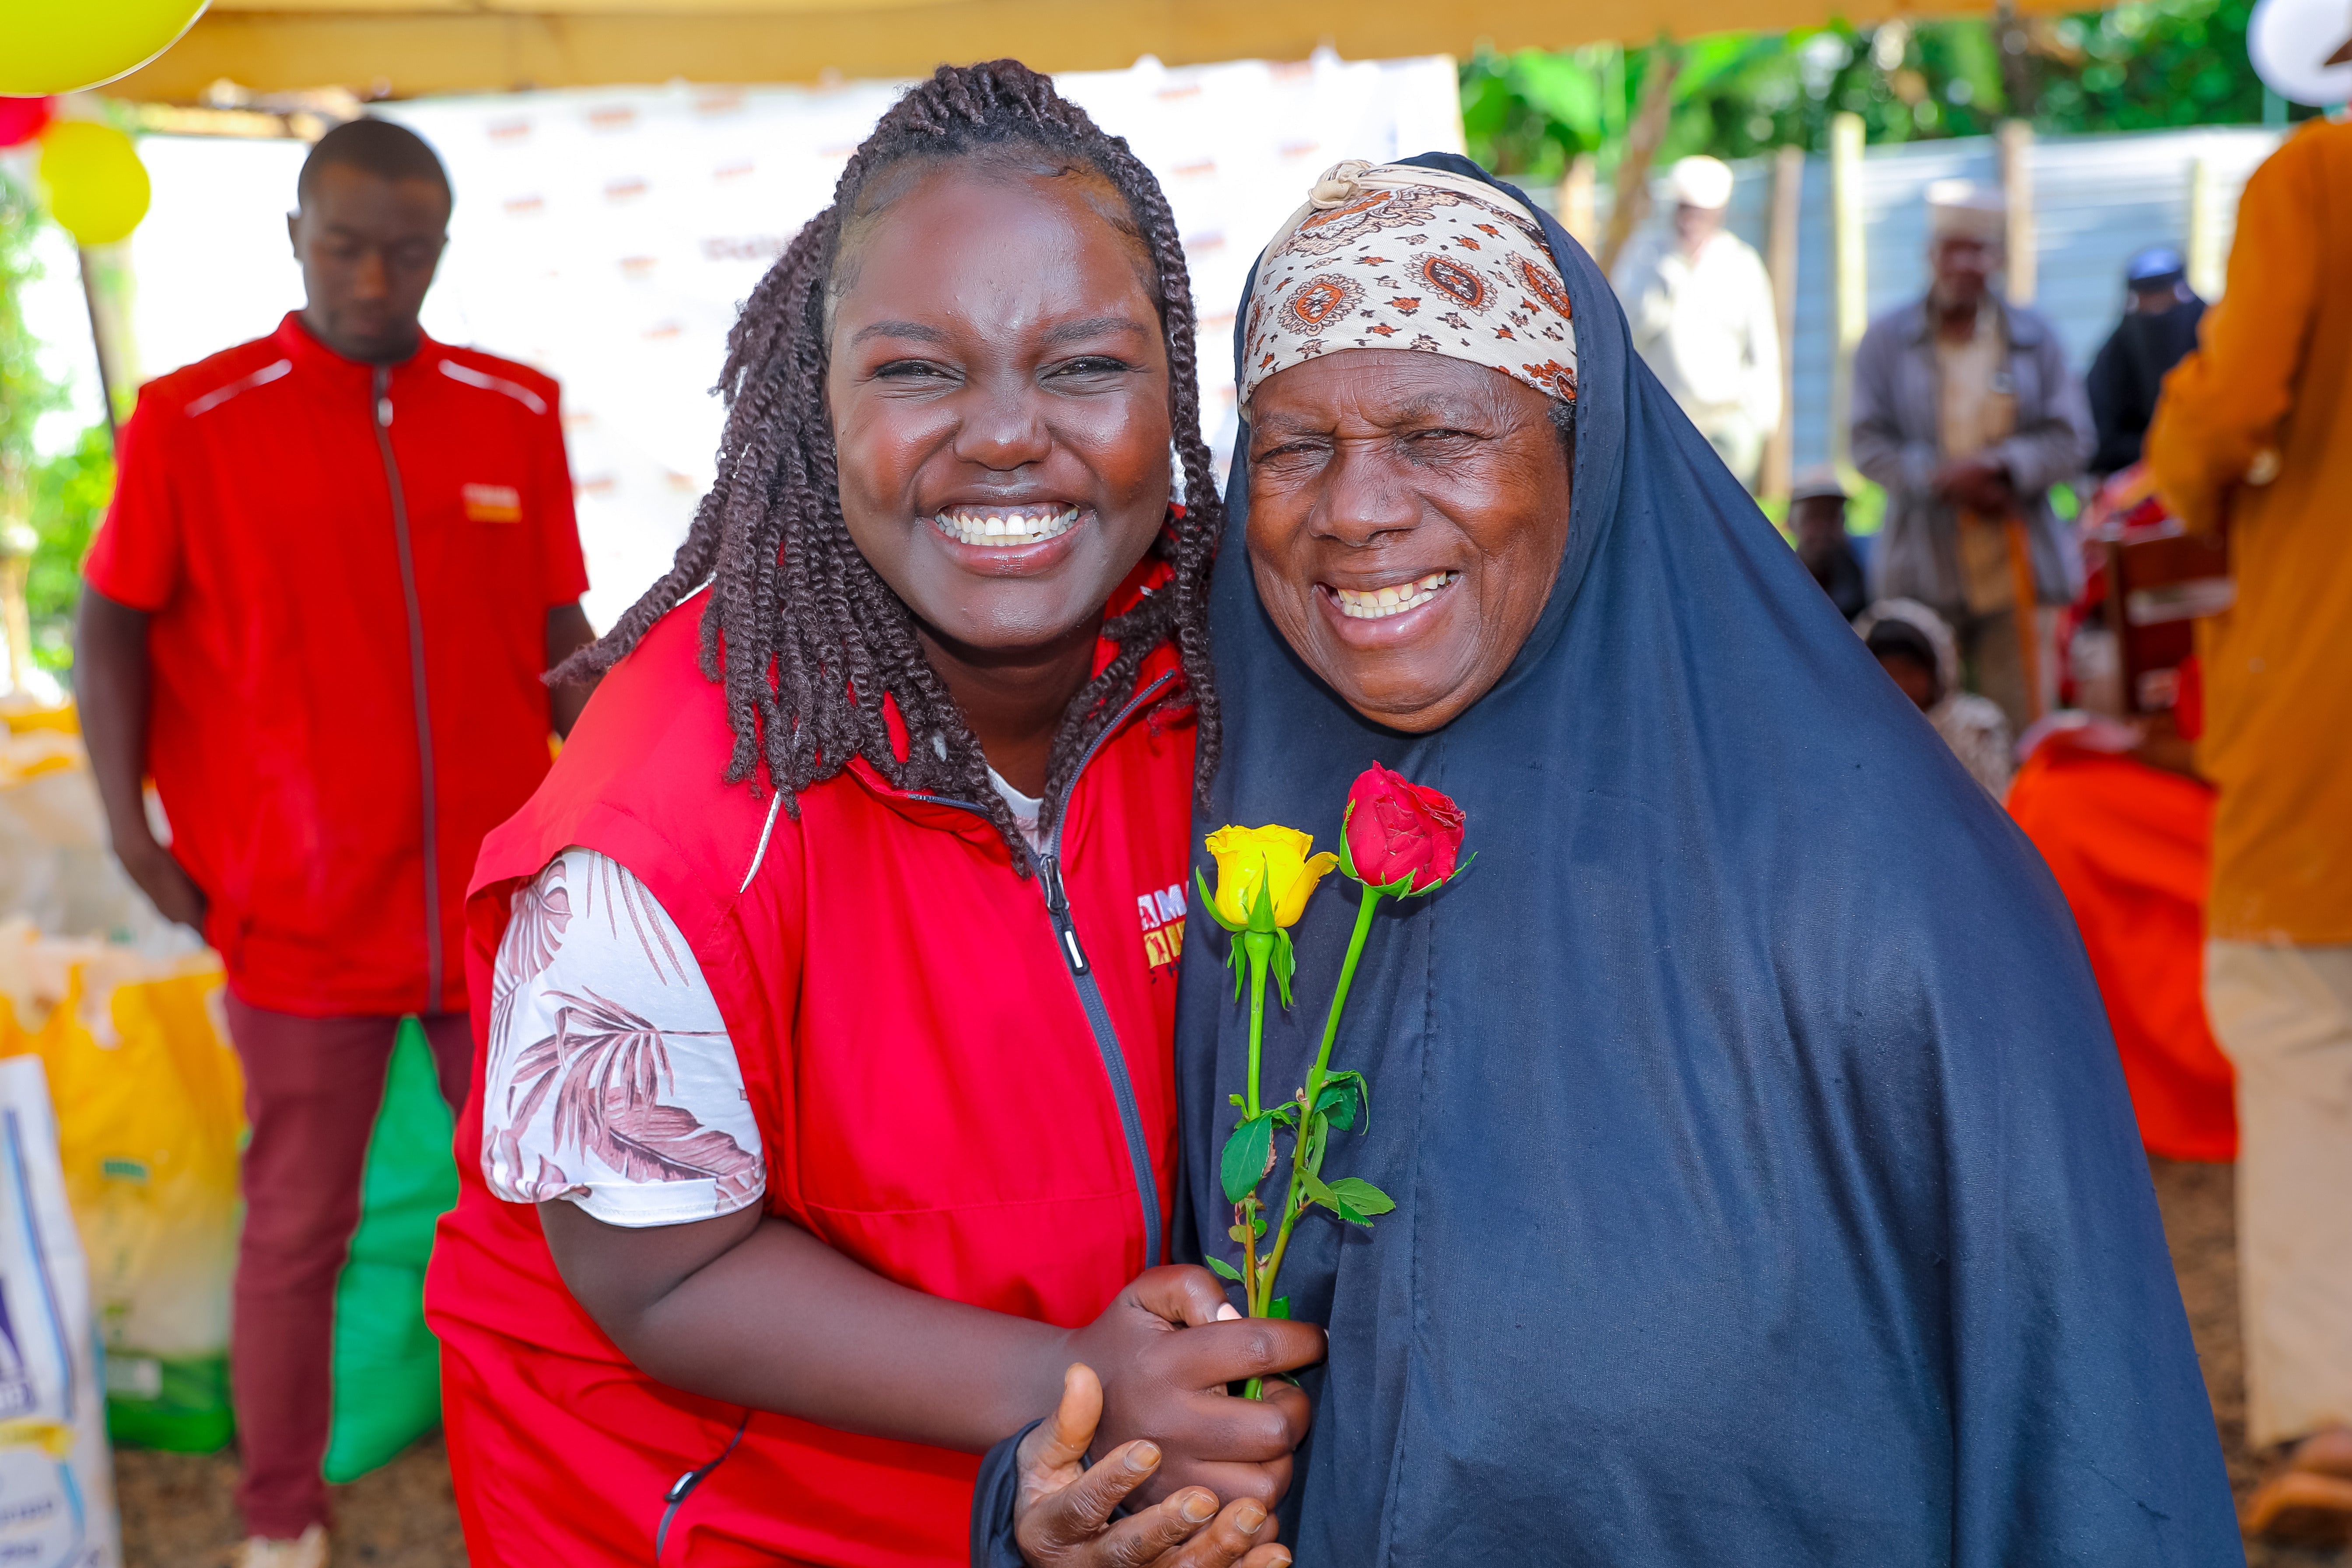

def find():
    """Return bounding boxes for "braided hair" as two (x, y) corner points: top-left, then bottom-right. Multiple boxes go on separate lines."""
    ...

(560, 60), (1222, 866)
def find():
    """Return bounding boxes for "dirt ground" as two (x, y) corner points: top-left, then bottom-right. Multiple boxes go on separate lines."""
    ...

(113, 1157), (2342, 1566)
(115, 1432), (465, 1568)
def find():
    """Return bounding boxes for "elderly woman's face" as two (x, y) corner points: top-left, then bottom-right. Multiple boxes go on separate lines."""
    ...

(1246, 350), (1572, 732)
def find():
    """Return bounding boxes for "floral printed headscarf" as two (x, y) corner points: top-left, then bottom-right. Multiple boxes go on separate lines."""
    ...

(1239, 160), (1578, 409)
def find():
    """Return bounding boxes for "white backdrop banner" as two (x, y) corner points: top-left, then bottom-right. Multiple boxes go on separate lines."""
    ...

(354, 56), (1466, 626)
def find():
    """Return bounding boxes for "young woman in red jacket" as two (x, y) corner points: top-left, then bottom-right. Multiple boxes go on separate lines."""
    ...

(423, 62), (1320, 1568)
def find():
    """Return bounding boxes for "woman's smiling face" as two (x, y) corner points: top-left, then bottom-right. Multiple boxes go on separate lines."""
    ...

(1245, 349), (1573, 732)
(825, 159), (1172, 655)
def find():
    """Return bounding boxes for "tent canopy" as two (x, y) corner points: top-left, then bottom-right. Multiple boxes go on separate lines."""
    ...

(119, 0), (2059, 99)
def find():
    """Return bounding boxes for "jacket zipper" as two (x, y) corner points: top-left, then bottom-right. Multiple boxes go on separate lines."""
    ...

(371, 367), (444, 1010)
(909, 668), (1176, 1270)
(653, 1412), (749, 1564)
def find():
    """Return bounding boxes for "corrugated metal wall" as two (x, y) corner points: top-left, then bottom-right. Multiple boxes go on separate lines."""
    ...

(1549, 125), (2286, 475)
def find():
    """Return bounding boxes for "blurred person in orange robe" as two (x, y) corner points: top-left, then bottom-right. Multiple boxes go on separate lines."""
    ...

(2143, 70), (2352, 1544)
(2005, 702), (2235, 1167)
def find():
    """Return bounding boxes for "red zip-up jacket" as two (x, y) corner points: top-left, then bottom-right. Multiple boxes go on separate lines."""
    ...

(425, 573), (1195, 1566)
(83, 312), (588, 1015)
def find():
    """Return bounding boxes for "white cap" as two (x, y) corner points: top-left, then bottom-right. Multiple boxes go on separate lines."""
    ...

(1790, 466), (1848, 504)
(2247, 0), (2352, 103)
(1926, 178), (2006, 244)
(1666, 155), (1735, 211)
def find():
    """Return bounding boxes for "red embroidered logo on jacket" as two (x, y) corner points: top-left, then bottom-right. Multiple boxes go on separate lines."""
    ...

(1137, 882), (1186, 973)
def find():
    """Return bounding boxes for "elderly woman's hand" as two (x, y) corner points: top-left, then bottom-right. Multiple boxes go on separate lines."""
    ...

(1015, 1365), (1295, 1568)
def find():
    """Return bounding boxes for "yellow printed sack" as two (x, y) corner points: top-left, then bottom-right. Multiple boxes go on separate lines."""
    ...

(0, 922), (242, 1450)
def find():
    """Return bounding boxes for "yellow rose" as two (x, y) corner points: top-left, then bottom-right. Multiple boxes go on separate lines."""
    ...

(1204, 825), (1340, 931)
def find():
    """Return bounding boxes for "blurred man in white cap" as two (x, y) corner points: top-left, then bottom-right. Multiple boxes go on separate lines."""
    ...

(2144, 25), (2352, 1543)
(1611, 154), (1782, 489)
(1788, 466), (1867, 620)
(1850, 178), (2091, 738)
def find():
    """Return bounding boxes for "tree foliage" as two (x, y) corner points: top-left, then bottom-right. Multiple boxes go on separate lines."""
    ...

(2, 170), (112, 675)
(1462, 0), (2305, 185)
(27, 424), (111, 672)
(1, 172), (65, 478)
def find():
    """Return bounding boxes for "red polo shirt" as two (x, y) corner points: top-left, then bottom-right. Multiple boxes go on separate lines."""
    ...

(84, 313), (590, 1017)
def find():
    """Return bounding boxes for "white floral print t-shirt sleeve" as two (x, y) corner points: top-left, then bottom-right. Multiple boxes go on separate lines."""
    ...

(481, 846), (765, 1226)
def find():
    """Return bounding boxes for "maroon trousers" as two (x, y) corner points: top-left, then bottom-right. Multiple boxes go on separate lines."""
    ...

(222, 995), (471, 1539)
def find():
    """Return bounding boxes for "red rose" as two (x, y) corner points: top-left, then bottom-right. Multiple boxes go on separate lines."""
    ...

(1342, 762), (1466, 894)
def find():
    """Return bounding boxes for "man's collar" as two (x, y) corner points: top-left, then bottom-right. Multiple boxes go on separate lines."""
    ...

(272, 311), (437, 378)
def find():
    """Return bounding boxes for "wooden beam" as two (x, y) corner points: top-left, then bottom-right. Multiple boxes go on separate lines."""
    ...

(115, 0), (2071, 99)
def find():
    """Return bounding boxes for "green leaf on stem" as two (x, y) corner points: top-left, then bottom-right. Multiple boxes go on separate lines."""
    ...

(1206, 1255), (1245, 1284)
(1326, 1176), (1396, 1218)
(1221, 1115), (1274, 1204)
(1253, 1211), (1268, 1239)
(1228, 1093), (1246, 1109)
(1302, 1169), (1381, 1226)
(1298, 1169), (1342, 1213)
(1315, 1072), (1366, 1132)
(1268, 1296), (1292, 1320)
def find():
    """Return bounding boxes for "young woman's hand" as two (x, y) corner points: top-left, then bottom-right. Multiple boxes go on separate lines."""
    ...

(1056, 1265), (1322, 1508)
(541, 1210), (1317, 1499)
(1017, 1364), (1293, 1568)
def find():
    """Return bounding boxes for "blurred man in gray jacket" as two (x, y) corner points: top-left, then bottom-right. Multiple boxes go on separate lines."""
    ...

(1851, 180), (2092, 736)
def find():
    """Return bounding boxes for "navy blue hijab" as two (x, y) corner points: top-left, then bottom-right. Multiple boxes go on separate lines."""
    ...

(1165, 155), (2235, 1564)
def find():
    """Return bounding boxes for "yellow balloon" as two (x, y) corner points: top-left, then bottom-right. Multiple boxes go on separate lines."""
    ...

(37, 122), (153, 248)
(0, 0), (210, 96)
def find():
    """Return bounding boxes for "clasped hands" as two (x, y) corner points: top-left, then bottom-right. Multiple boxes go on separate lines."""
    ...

(1015, 1266), (1325, 1568)
(1934, 454), (2016, 517)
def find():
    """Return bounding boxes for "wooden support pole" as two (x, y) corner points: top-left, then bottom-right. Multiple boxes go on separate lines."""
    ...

(1827, 111), (1866, 484)
(2187, 156), (2225, 300)
(1598, 42), (1682, 278)
(1760, 142), (1804, 501)
(1556, 153), (1599, 255)
(78, 248), (121, 450)
(0, 466), (33, 699)
(1998, 119), (2036, 306)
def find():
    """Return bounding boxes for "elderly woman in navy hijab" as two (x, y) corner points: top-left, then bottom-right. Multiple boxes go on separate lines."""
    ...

(983, 155), (2238, 1568)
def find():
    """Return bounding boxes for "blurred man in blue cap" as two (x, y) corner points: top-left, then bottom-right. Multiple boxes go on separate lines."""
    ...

(2085, 245), (2204, 476)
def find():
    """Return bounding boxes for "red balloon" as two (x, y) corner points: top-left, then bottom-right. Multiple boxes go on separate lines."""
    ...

(0, 97), (55, 150)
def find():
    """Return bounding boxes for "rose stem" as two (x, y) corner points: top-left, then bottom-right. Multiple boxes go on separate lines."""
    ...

(1302, 889), (1384, 1110)
(1241, 931), (1274, 1119)
(1245, 888), (1386, 1396)
(1238, 931), (1274, 1337)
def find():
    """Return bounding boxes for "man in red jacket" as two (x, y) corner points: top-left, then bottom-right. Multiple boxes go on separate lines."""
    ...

(75, 117), (593, 1568)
